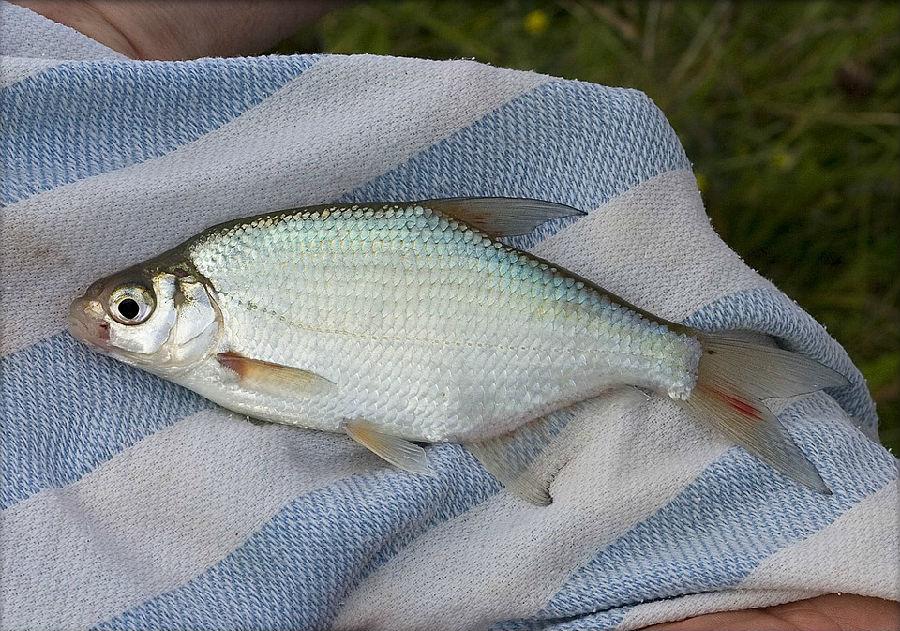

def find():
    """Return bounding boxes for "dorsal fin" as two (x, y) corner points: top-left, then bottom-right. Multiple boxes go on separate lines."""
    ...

(422, 197), (585, 237)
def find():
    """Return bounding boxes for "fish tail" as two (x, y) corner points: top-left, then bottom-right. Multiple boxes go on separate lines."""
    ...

(679, 331), (849, 494)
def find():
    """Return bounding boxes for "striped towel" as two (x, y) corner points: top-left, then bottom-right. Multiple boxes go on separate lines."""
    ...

(1, 4), (897, 630)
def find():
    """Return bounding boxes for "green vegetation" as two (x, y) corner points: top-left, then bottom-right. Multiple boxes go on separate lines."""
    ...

(277, 1), (900, 451)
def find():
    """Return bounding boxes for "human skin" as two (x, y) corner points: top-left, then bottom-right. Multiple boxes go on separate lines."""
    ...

(11, 1), (900, 629)
(9, 0), (344, 59)
(644, 594), (900, 631)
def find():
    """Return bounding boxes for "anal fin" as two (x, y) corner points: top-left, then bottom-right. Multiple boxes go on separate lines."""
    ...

(217, 352), (334, 397)
(466, 388), (648, 506)
(345, 419), (430, 474)
(464, 411), (570, 506)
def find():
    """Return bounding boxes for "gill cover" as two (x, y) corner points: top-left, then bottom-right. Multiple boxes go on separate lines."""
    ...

(163, 275), (219, 368)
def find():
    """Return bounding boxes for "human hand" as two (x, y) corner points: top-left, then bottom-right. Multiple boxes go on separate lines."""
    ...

(643, 594), (900, 631)
(10, 0), (345, 59)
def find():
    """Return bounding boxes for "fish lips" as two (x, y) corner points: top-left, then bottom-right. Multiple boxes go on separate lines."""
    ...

(68, 297), (110, 349)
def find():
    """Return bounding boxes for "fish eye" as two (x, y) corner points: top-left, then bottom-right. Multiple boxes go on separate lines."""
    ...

(109, 286), (155, 325)
(118, 298), (140, 319)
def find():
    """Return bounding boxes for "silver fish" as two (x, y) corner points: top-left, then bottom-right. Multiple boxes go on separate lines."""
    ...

(69, 198), (847, 504)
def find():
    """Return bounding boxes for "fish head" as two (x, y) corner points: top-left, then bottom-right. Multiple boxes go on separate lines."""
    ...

(68, 261), (220, 374)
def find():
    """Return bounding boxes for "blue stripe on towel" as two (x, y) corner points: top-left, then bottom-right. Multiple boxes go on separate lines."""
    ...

(345, 80), (690, 249)
(95, 445), (499, 631)
(0, 55), (318, 204)
(0, 333), (210, 508)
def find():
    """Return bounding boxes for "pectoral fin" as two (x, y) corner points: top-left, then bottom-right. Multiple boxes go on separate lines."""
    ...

(217, 352), (334, 397)
(424, 197), (585, 237)
(345, 419), (430, 474)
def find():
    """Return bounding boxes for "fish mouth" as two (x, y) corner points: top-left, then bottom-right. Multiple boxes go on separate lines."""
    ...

(68, 297), (110, 348)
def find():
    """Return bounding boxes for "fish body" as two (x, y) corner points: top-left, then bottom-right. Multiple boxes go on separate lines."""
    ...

(69, 198), (847, 504)
(180, 203), (698, 442)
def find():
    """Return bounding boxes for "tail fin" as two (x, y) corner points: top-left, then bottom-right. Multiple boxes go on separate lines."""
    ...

(681, 331), (849, 494)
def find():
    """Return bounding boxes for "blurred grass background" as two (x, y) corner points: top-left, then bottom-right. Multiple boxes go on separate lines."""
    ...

(276, 1), (900, 452)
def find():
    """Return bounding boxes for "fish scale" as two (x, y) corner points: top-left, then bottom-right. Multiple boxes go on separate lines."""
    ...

(180, 203), (699, 441)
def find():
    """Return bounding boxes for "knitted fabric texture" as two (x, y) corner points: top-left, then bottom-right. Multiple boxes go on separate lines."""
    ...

(1, 4), (897, 630)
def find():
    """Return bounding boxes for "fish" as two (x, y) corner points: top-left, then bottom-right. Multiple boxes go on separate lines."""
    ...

(68, 197), (848, 504)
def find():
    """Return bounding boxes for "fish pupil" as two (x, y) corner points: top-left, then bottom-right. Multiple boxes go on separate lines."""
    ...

(118, 298), (140, 320)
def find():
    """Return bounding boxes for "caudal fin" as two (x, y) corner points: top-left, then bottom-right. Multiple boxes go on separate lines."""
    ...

(681, 332), (849, 494)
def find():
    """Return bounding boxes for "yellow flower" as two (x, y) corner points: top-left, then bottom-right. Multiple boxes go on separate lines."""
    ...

(524, 9), (549, 35)
(771, 148), (796, 172)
